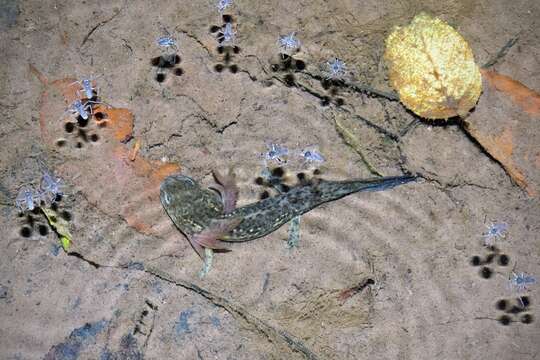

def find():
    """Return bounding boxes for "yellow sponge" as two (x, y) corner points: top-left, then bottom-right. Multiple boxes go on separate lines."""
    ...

(384, 13), (482, 119)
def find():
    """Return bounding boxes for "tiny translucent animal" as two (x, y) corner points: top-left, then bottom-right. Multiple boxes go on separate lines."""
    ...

(15, 185), (43, 212)
(156, 29), (178, 67)
(69, 76), (100, 100)
(68, 99), (101, 120)
(299, 147), (325, 163)
(509, 272), (536, 292)
(278, 32), (300, 54)
(157, 34), (178, 53)
(326, 58), (347, 79)
(264, 143), (289, 165)
(482, 222), (508, 246)
(218, 23), (235, 44)
(217, 0), (233, 12)
(40, 170), (64, 204)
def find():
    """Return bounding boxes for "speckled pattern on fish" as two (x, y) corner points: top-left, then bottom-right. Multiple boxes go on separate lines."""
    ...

(160, 172), (416, 249)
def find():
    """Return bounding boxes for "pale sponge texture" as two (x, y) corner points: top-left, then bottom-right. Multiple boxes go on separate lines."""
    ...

(384, 13), (482, 119)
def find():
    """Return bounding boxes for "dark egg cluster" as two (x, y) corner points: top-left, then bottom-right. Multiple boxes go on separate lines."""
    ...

(320, 77), (346, 107)
(57, 92), (103, 149)
(270, 46), (306, 89)
(151, 54), (184, 83)
(495, 296), (533, 326)
(470, 246), (534, 326)
(210, 15), (241, 74)
(470, 246), (509, 279)
(19, 200), (72, 240)
(253, 167), (320, 199)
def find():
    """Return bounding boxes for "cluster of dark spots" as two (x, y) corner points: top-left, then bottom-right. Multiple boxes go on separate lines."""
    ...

(270, 53), (307, 88)
(18, 199), (73, 241)
(470, 248), (509, 279)
(469, 246), (530, 326)
(494, 296), (533, 326)
(210, 15), (241, 74)
(216, 45), (241, 55)
(253, 167), (290, 198)
(271, 53), (305, 73)
(320, 78), (345, 106)
(321, 78), (346, 90)
(150, 54), (180, 68)
(150, 53), (183, 83)
(254, 167), (320, 199)
(59, 109), (103, 149)
(133, 300), (157, 336)
(213, 46), (240, 74)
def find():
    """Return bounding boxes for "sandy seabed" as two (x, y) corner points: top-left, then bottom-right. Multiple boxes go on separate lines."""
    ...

(1, 1), (539, 359)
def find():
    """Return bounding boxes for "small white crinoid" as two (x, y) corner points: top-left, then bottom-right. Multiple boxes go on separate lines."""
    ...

(278, 32), (300, 54)
(326, 58), (347, 79)
(217, 0), (233, 12)
(508, 272), (536, 293)
(219, 23), (236, 44)
(482, 222), (508, 246)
